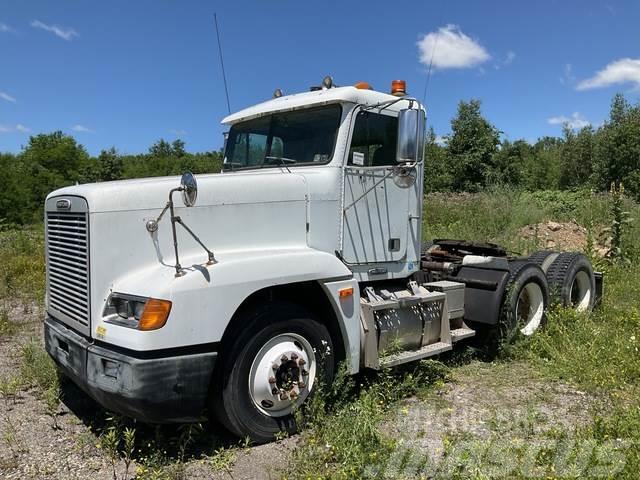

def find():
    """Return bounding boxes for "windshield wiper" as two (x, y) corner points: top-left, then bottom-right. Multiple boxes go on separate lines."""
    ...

(264, 155), (296, 172)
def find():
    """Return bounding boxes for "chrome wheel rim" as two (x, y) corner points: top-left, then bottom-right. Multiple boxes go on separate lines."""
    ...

(517, 282), (545, 336)
(570, 271), (592, 312)
(248, 333), (316, 417)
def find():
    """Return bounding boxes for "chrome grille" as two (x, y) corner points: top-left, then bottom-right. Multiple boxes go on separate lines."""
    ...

(46, 210), (90, 329)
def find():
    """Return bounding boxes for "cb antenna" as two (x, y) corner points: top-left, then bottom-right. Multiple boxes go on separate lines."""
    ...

(421, 31), (439, 106)
(214, 13), (231, 115)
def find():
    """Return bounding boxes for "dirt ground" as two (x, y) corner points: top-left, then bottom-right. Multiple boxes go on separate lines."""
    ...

(518, 220), (609, 255)
(0, 309), (600, 480)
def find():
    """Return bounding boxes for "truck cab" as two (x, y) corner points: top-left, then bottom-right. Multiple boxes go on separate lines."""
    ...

(44, 78), (599, 443)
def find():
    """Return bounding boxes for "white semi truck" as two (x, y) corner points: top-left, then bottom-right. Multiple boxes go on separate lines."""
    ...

(44, 77), (602, 443)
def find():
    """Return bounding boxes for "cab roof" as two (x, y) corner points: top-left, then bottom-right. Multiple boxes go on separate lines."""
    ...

(222, 86), (406, 125)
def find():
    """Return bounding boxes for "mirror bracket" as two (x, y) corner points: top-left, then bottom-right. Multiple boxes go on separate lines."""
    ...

(147, 174), (216, 277)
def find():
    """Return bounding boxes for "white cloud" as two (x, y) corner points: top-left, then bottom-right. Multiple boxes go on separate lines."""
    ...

(548, 112), (590, 129)
(30, 20), (78, 41)
(71, 124), (94, 133)
(560, 63), (576, 85)
(504, 51), (516, 65)
(577, 58), (640, 91)
(417, 24), (490, 70)
(0, 91), (16, 103)
(494, 51), (516, 70)
(0, 23), (15, 33)
(170, 129), (188, 136)
(0, 123), (31, 134)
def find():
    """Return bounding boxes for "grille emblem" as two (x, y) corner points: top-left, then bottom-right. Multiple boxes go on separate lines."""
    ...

(56, 199), (72, 210)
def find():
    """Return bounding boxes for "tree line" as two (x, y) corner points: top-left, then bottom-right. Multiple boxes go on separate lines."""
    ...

(0, 137), (223, 224)
(425, 93), (640, 197)
(0, 92), (638, 225)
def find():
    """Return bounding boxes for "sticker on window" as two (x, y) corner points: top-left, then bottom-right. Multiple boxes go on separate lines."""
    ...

(352, 151), (365, 166)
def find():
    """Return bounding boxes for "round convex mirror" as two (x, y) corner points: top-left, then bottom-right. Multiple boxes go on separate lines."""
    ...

(181, 172), (198, 207)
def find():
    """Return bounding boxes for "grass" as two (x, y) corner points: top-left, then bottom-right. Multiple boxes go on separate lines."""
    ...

(0, 225), (45, 306)
(285, 189), (640, 479)
(0, 189), (639, 478)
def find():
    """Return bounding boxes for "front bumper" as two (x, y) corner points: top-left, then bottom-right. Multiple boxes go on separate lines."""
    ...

(44, 316), (217, 423)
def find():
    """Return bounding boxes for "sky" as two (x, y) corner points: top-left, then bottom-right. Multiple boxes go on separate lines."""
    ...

(1, 0), (639, 155)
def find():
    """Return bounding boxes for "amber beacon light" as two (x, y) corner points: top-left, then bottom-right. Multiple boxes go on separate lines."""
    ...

(391, 80), (407, 96)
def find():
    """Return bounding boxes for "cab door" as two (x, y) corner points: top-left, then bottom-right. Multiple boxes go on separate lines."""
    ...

(341, 110), (419, 265)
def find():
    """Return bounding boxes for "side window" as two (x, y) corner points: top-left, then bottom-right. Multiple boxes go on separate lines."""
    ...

(348, 111), (398, 167)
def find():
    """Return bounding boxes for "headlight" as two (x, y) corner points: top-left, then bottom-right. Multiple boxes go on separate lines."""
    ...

(103, 293), (172, 331)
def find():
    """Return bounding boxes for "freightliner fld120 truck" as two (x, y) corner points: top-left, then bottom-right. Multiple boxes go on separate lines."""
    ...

(44, 77), (602, 443)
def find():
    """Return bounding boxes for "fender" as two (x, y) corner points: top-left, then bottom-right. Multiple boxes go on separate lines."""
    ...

(94, 247), (358, 357)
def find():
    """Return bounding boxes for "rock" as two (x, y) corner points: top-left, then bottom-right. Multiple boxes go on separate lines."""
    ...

(547, 221), (562, 232)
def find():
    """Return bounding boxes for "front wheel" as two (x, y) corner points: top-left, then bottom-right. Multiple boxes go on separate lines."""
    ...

(212, 303), (334, 443)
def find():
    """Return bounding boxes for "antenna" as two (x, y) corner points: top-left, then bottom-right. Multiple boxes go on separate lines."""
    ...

(421, 31), (439, 105)
(214, 13), (231, 115)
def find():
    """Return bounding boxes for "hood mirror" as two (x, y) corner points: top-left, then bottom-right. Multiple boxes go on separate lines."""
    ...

(181, 172), (198, 207)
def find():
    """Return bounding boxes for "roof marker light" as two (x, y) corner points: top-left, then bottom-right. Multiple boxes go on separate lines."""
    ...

(322, 75), (334, 89)
(354, 81), (373, 90)
(273, 88), (283, 98)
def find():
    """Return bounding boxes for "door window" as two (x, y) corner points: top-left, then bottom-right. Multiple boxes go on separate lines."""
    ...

(348, 111), (398, 167)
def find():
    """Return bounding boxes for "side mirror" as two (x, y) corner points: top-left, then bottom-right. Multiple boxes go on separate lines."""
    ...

(396, 108), (425, 163)
(181, 172), (198, 207)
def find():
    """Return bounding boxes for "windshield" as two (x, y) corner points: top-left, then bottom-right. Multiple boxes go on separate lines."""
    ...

(223, 104), (342, 171)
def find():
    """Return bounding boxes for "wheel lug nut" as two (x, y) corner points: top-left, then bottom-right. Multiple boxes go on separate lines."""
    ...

(279, 393), (288, 401)
(268, 376), (276, 384)
(271, 387), (278, 395)
(298, 358), (306, 366)
(280, 355), (288, 363)
(272, 363), (278, 371)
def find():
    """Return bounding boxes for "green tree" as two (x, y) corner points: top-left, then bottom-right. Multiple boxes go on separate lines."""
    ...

(592, 93), (640, 199)
(560, 125), (594, 189)
(491, 139), (532, 187)
(447, 99), (501, 192)
(97, 147), (124, 181)
(423, 127), (452, 192)
(523, 137), (562, 190)
(20, 132), (90, 222)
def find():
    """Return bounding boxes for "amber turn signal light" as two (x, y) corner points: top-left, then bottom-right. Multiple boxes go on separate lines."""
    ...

(138, 299), (172, 331)
(338, 287), (354, 299)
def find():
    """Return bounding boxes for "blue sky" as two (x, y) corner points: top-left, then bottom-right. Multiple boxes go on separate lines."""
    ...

(1, 0), (639, 155)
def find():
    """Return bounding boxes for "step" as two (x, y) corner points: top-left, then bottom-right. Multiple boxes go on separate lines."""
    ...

(451, 327), (476, 343)
(380, 341), (452, 368)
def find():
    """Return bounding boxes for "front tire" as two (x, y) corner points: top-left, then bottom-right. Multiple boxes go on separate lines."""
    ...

(213, 303), (334, 443)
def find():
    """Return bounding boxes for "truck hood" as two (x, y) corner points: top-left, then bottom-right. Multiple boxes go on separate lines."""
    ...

(46, 170), (309, 213)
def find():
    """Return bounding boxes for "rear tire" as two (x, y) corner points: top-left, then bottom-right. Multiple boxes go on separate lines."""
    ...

(528, 250), (560, 273)
(479, 261), (549, 356)
(212, 303), (334, 444)
(546, 253), (596, 312)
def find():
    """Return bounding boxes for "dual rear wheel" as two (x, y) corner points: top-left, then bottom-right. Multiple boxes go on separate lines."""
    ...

(488, 252), (597, 353)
